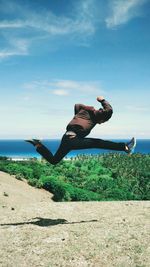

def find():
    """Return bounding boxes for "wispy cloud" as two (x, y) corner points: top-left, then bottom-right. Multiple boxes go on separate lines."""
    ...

(0, 37), (29, 59)
(0, 0), (98, 59)
(0, 0), (97, 34)
(50, 80), (102, 94)
(0, 0), (148, 59)
(0, 20), (26, 28)
(52, 89), (69, 96)
(23, 79), (103, 96)
(126, 105), (150, 112)
(106, 0), (147, 28)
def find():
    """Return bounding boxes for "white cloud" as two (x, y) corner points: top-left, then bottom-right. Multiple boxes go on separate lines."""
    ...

(126, 105), (150, 112)
(0, 0), (98, 59)
(22, 96), (31, 101)
(0, 37), (29, 59)
(23, 80), (52, 91)
(23, 79), (104, 96)
(52, 89), (69, 96)
(0, 47), (28, 59)
(106, 0), (147, 28)
(52, 80), (79, 89)
(0, 0), (147, 59)
(49, 80), (103, 94)
(0, 0), (97, 35)
(0, 51), (16, 58)
(0, 20), (26, 28)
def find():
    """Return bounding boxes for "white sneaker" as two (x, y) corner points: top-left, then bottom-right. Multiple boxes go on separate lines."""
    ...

(125, 137), (136, 154)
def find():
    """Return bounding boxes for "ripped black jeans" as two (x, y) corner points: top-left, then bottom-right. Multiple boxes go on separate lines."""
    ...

(36, 133), (126, 165)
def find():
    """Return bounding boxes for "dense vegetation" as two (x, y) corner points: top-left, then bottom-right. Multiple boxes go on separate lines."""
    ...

(0, 153), (150, 201)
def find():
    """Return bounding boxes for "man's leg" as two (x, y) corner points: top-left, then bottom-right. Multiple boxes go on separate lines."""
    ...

(69, 136), (136, 153)
(69, 136), (126, 151)
(26, 135), (126, 164)
(36, 144), (55, 164)
(50, 136), (125, 164)
(36, 135), (71, 165)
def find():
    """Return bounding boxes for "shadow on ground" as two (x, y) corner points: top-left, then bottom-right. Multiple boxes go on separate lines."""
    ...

(0, 217), (98, 227)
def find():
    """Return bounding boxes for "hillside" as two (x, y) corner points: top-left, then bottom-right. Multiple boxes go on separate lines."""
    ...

(0, 171), (150, 267)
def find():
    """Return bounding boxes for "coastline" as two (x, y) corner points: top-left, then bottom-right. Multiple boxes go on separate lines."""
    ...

(0, 139), (149, 159)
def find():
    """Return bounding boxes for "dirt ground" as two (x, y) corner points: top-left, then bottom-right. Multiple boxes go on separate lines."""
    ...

(0, 171), (150, 267)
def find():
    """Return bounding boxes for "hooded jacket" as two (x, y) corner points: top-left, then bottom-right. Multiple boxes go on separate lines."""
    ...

(66, 99), (113, 137)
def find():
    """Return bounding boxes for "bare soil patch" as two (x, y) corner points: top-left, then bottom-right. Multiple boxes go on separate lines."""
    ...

(0, 171), (149, 267)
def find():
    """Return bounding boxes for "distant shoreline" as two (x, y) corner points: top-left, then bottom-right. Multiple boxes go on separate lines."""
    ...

(0, 139), (149, 158)
(0, 138), (150, 140)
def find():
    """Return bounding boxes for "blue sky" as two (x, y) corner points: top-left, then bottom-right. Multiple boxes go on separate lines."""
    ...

(0, 0), (150, 139)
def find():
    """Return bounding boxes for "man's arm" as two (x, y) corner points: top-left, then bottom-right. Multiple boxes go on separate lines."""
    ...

(95, 96), (113, 122)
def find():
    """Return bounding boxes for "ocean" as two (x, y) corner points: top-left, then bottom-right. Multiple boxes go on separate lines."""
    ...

(0, 139), (149, 159)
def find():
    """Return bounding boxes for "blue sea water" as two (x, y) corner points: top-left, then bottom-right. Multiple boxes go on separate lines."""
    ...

(0, 139), (149, 159)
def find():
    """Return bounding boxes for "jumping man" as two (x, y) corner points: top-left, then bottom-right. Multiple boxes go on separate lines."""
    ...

(26, 96), (136, 165)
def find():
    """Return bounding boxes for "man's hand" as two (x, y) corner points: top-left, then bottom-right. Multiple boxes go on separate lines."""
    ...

(97, 96), (105, 102)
